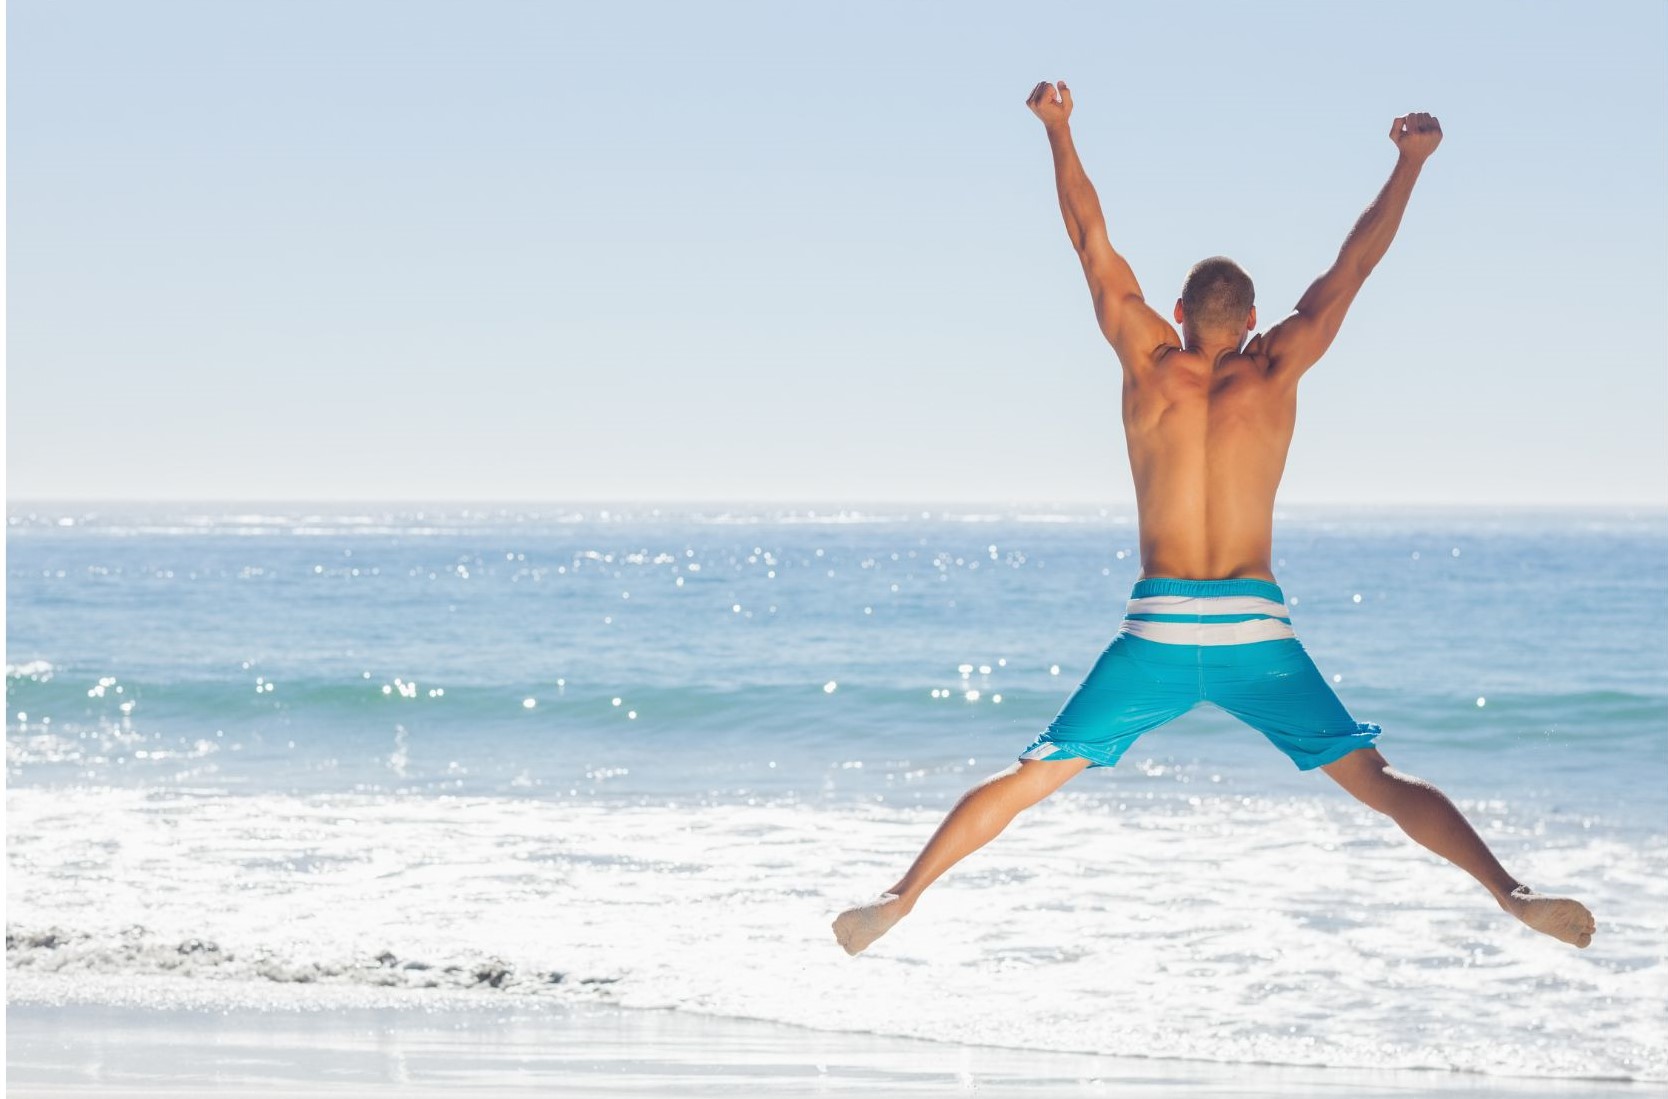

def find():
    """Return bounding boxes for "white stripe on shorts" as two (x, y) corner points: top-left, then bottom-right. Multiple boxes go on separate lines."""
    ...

(1121, 592), (1294, 646)
(1123, 594), (1291, 619)
(1119, 616), (1296, 645)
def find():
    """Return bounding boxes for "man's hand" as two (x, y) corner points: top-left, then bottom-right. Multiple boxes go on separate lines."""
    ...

(1026, 80), (1073, 130)
(1390, 112), (1442, 163)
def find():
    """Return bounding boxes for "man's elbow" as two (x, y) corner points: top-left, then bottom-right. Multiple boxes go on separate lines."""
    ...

(1069, 217), (1109, 255)
(1337, 246), (1380, 282)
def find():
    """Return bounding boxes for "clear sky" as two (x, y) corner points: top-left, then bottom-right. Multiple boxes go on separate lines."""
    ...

(8, 0), (1667, 505)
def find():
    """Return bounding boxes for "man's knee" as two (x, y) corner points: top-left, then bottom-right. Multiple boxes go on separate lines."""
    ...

(1009, 756), (1090, 802)
(1320, 746), (1399, 812)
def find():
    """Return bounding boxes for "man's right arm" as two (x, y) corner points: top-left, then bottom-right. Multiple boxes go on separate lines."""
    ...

(1026, 80), (1179, 370)
(1258, 113), (1443, 381)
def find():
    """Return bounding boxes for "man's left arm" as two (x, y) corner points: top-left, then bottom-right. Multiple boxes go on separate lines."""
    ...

(1027, 80), (1177, 368)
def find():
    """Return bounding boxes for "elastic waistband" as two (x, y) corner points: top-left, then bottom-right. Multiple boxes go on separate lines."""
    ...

(1130, 576), (1286, 602)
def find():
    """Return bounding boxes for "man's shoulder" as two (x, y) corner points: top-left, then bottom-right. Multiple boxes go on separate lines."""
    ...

(1119, 341), (1188, 378)
(1222, 335), (1303, 385)
(1109, 311), (1183, 376)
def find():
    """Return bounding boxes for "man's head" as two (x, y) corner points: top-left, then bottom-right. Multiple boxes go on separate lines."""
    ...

(1174, 256), (1256, 348)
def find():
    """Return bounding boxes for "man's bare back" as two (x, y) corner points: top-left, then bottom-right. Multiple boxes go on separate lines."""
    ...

(1121, 343), (1294, 582)
(830, 82), (1595, 959)
(1026, 80), (1442, 583)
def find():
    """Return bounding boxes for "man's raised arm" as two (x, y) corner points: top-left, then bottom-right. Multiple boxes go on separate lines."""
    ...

(1258, 112), (1444, 380)
(1026, 80), (1176, 366)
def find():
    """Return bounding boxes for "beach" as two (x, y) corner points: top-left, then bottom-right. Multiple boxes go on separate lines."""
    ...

(8, 503), (1667, 1092)
(11, 0), (1668, 1090)
(7, 981), (1650, 1097)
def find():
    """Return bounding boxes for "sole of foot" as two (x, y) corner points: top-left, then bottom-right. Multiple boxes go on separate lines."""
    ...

(831, 893), (909, 956)
(1505, 886), (1596, 948)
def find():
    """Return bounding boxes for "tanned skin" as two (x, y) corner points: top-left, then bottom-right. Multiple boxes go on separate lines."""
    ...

(830, 82), (1596, 956)
(1047, 88), (1431, 582)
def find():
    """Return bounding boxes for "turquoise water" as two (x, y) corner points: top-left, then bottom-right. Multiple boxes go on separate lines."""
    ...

(8, 502), (1668, 1081)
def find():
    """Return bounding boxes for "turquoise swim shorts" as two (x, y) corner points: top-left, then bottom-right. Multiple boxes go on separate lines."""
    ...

(1018, 576), (1381, 771)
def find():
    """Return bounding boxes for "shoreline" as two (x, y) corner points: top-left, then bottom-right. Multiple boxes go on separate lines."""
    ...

(6, 981), (1650, 1098)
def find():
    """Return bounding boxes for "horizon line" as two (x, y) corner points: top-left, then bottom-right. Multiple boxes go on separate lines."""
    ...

(8, 497), (1667, 511)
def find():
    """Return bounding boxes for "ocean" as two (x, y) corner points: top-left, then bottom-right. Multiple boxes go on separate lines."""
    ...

(7, 502), (1666, 1085)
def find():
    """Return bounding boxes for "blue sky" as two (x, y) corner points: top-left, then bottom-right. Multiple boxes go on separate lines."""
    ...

(8, 0), (1666, 505)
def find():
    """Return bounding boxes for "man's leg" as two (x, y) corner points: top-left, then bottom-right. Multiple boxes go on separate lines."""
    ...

(1322, 746), (1596, 948)
(831, 756), (1090, 955)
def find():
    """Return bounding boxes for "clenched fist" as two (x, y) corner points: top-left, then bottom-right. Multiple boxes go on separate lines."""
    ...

(1026, 80), (1073, 129)
(1390, 112), (1442, 162)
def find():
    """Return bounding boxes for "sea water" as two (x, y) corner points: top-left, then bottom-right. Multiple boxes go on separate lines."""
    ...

(7, 502), (1666, 1082)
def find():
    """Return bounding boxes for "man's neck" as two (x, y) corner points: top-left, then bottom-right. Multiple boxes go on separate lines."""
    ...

(1181, 338), (1246, 369)
(1181, 324), (1245, 358)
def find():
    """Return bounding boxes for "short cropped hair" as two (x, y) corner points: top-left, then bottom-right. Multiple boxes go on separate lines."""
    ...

(1180, 257), (1255, 335)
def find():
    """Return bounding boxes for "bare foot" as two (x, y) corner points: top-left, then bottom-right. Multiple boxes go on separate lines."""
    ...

(1502, 885), (1596, 948)
(831, 893), (910, 955)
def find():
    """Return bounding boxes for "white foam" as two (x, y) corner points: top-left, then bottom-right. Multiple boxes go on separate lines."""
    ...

(6, 785), (1664, 1082)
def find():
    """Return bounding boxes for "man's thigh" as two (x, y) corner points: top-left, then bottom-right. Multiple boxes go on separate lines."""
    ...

(1017, 632), (1199, 770)
(1202, 639), (1382, 771)
(1012, 755), (1094, 797)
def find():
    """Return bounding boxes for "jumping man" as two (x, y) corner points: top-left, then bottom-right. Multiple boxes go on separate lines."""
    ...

(832, 80), (1596, 955)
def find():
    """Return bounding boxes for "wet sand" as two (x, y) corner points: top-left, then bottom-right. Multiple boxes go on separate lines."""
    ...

(5, 997), (1643, 1098)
